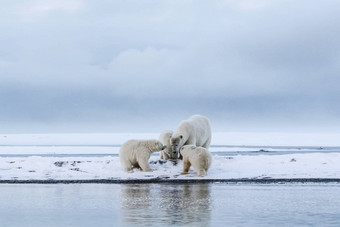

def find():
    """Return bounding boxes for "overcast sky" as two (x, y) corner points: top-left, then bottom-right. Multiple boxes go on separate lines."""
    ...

(1, 0), (340, 133)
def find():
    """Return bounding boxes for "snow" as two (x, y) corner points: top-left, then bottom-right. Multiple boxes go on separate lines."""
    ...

(0, 133), (340, 181)
(0, 153), (340, 180)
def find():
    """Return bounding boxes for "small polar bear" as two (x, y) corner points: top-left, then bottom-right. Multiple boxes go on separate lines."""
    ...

(159, 130), (174, 160)
(180, 145), (212, 177)
(119, 139), (165, 172)
(170, 115), (211, 159)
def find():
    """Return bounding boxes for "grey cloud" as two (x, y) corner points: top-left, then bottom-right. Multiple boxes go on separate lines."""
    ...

(1, 0), (340, 132)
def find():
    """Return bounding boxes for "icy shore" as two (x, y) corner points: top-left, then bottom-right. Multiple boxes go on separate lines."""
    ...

(1, 153), (340, 181)
(0, 133), (339, 181)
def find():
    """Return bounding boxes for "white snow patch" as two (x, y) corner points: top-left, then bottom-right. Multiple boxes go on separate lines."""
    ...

(0, 133), (339, 180)
(0, 153), (339, 180)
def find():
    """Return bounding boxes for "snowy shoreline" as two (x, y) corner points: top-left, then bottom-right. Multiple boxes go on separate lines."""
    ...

(1, 133), (340, 182)
(1, 178), (340, 184)
(1, 153), (340, 181)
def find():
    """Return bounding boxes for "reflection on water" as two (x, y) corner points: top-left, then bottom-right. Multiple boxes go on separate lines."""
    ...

(121, 184), (211, 226)
(1, 183), (340, 226)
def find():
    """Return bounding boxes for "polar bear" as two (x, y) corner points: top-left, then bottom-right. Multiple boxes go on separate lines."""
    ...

(170, 115), (211, 159)
(119, 139), (165, 172)
(180, 145), (212, 177)
(159, 130), (174, 160)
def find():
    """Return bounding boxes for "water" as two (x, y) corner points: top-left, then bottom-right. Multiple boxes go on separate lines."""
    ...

(1, 145), (340, 157)
(1, 183), (340, 226)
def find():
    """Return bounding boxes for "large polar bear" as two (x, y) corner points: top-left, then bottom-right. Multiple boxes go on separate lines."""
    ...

(170, 115), (211, 159)
(180, 145), (212, 177)
(119, 139), (165, 172)
(159, 130), (173, 160)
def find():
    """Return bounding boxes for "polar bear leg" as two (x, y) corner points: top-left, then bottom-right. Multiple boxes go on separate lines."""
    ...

(164, 152), (169, 160)
(197, 169), (207, 177)
(202, 137), (211, 149)
(160, 150), (169, 160)
(138, 159), (152, 172)
(181, 158), (191, 175)
(122, 162), (133, 173)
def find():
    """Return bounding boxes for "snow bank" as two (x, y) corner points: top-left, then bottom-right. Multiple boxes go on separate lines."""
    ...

(1, 153), (339, 180)
(1, 133), (339, 181)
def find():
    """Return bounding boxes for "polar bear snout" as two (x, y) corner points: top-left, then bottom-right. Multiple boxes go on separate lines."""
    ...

(169, 152), (178, 159)
(167, 146), (178, 159)
(171, 145), (179, 154)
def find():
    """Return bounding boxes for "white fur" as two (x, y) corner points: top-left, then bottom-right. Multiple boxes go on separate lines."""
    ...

(170, 115), (211, 158)
(180, 145), (212, 177)
(119, 139), (164, 172)
(159, 130), (173, 160)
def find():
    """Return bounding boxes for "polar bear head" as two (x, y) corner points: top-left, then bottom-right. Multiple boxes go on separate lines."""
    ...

(180, 145), (196, 156)
(170, 135), (184, 157)
(159, 130), (174, 158)
(144, 140), (166, 153)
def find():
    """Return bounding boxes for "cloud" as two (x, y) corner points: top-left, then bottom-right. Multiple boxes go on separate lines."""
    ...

(27, 0), (82, 13)
(1, 0), (340, 132)
(13, 0), (83, 22)
(217, 0), (271, 11)
(106, 47), (186, 97)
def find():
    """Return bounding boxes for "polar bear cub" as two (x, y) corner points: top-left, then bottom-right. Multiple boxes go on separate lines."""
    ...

(119, 139), (165, 172)
(170, 115), (211, 159)
(159, 130), (173, 160)
(180, 145), (212, 177)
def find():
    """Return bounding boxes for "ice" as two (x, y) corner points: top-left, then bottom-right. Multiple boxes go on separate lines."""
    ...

(0, 153), (340, 180)
(0, 133), (340, 181)
(1, 132), (340, 146)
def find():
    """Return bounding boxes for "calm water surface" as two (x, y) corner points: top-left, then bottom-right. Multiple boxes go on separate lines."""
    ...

(0, 183), (339, 226)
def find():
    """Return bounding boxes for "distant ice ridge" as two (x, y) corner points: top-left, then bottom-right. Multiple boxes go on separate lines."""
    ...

(0, 132), (340, 146)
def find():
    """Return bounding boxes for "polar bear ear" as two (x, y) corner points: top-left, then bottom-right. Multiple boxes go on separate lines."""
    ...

(180, 135), (183, 139)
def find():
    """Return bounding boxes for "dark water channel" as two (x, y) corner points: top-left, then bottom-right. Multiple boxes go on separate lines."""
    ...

(0, 183), (340, 226)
